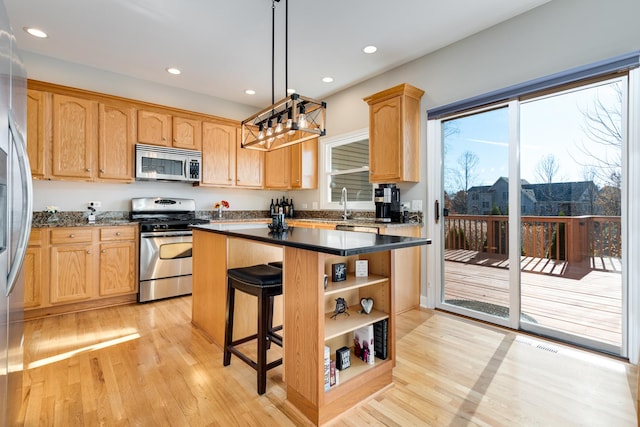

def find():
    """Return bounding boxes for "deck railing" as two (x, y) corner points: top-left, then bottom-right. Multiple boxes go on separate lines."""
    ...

(444, 215), (621, 262)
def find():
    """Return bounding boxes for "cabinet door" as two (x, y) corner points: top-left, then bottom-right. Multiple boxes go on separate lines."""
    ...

(201, 122), (236, 186)
(50, 244), (94, 304)
(369, 96), (402, 183)
(290, 138), (318, 189)
(99, 240), (137, 296)
(26, 89), (50, 178)
(51, 94), (98, 179)
(137, 110), (171, 146)
(24, 246), (43, 309)
(173, 116), (202, 150)
(98, 103), (135, 181)
(236, 128), (264, 188)
(264, 146), (291, 189)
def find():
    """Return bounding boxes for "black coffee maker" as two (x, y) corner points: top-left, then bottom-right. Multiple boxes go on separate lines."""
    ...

(374, 184), (401, 223)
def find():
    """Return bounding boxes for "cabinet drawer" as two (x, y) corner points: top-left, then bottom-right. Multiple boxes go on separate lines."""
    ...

(100, 226), (136, 241)
(50, 228), (94, 244)
(29, 229), (44, 246)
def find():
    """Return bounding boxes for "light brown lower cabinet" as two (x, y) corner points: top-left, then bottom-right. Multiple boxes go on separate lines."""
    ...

(25, 225), (138, 318)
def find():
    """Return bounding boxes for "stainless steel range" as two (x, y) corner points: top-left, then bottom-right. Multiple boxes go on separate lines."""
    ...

(131, 197), (209, 302)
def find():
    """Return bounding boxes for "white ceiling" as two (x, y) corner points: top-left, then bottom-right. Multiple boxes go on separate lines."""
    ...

(5, 0), (551, 108)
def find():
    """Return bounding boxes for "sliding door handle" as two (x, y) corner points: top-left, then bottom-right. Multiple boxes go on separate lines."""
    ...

(434, 200), (440, 223)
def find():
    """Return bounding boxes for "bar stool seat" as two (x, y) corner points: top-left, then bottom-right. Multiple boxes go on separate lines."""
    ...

(223, 264), (283, 395)
(268, 261), (283, 269)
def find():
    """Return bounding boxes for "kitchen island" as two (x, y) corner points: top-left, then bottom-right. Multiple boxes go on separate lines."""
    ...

(191, 224), (429, 425)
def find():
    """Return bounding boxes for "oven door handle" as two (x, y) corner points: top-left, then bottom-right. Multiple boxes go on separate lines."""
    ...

(141, 232), (193, 239)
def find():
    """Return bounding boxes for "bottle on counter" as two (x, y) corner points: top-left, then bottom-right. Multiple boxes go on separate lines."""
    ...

(282, 198), (289, 217)
(289, 199), (294, 218)
(274, 198), (280, 215)
(269, 199), (275, 216)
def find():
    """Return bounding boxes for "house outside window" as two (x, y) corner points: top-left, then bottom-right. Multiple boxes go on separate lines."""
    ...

(321, 128), (374, 209)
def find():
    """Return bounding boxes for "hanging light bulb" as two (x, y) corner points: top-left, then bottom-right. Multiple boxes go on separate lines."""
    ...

(275, 115), (284, 139)
(297, 103), (308, 129)
(266, 118), (275, 144)
(286, 109), (295, 135)
(257, 122), (265, 143)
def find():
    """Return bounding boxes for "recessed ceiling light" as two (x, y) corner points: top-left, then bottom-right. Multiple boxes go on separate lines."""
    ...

(166, 67), (181, 75)
(363, 45), (377, 54)
(322, 77), (334, 83)
(245, 89), (256, 95)
(24, 27), (48, 38)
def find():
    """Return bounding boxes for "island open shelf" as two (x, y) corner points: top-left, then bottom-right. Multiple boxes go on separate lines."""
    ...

(324, 308), (388, 340)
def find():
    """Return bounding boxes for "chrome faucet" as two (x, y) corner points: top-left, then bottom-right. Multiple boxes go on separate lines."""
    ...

(340, 187), (351, 220)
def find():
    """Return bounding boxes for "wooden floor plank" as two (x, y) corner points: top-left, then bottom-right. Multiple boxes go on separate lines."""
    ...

(15, 297), (637, 426)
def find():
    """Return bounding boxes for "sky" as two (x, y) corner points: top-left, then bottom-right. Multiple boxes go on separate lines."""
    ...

(443, 77), (623, 194)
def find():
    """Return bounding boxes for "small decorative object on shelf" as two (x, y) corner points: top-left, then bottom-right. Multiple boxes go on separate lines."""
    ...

(359, 297), (374, 314)
(324, 346), (331, 392)
(330, 297), (349, 319)
(336, 346), (351, 370)
(331, 262), (347, 282)
(355, 260), (368, 277)
(323, 274), (328, 290)
(214, 200), (229, 218)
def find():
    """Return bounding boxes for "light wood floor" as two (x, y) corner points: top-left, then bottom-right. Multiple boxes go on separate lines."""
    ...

(17, 296), (638, 426)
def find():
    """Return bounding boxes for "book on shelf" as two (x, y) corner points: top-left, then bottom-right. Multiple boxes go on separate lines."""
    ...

(324, 346), (331, 391)
(373, 318), (388, 360)
(353, 325), (375, 364)
(329, 360), (337, 387)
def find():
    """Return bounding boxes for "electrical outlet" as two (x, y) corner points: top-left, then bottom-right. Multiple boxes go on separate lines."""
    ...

(312, 201), (318, 210)
(301, 203), (308, 209)
(411, 200), (423, 211)
(89, 201), (102, 208)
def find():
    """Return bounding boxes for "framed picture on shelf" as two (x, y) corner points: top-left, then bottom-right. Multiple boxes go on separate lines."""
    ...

(332, 262), (347, 282)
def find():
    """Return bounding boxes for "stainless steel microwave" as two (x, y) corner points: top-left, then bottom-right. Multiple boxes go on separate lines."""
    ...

(135, 143), (201, 183)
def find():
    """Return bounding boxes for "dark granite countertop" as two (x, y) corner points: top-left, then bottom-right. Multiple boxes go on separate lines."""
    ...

(192, 223), (430, 256)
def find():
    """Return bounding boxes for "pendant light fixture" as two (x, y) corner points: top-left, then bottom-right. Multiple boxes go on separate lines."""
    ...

(241, 0), (326, 151)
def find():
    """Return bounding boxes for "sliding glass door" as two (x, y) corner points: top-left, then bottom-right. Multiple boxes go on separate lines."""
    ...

(435, 76), (626, 355)
(518, 78), (624, 352)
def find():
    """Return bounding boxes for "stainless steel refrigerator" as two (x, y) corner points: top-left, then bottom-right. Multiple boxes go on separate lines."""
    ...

(0, 0), (31, 424)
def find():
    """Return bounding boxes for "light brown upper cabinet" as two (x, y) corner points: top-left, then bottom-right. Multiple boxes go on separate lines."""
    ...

(26, 89), (50, 178)
(264, 146), (291, 189)
(98, 103), (135, 181)
(264, 138), (318, 190)
(201, 121), (236, 186)
(137, 109), (172, 147)
(364, 83), (424, 183)
(235, 128), (264, 188)
(173, 116), (202, 151)
(51, 94), (98, 180)
(290, 138), (318, 189)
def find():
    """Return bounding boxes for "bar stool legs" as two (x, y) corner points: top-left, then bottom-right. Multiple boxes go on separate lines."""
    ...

(223, 264), (283, 395)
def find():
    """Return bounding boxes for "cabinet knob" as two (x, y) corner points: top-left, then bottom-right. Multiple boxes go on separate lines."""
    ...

(86, 168), (91, 172)
(99, 168), (105, 173)
(101, 249), (106, 253)
(69, 234), (75, 238)
(116, 232), (121, 236)
(86, 250), (92, 254)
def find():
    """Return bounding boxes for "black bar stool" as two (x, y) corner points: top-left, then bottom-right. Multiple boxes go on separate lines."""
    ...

(268, 261), (283, 269)
(223, 264), (283, 395)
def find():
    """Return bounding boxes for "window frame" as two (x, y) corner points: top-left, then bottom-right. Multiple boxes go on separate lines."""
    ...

(320, 128), (374, 210)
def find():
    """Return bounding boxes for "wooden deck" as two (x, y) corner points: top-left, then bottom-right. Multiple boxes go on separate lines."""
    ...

(443, 250), (622, 347)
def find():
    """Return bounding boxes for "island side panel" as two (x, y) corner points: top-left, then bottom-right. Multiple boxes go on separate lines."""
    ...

(284, 246), (324, 424)
(192, 230), (228, 345)
(191, 230), (283, 346)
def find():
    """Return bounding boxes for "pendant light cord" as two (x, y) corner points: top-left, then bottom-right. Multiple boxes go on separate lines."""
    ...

(271, 0), (276, 105)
